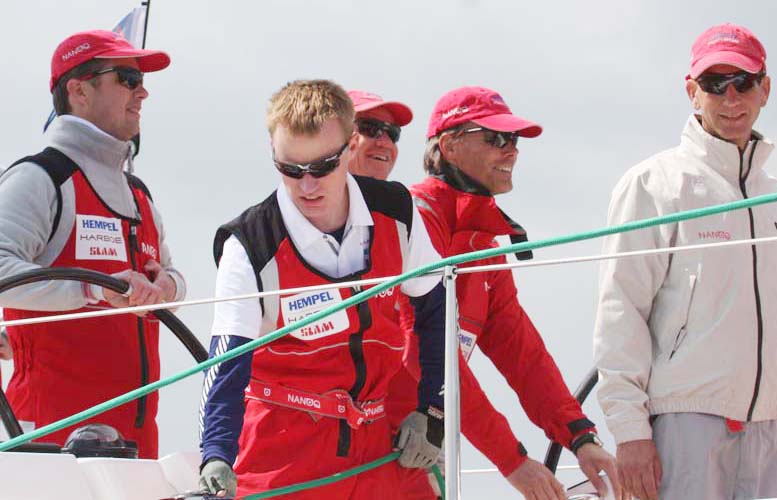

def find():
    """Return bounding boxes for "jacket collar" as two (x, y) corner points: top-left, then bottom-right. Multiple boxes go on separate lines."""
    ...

(681, 114), (774, 182)
(47, 115), (133, 172)
(425, 170), (533, 260)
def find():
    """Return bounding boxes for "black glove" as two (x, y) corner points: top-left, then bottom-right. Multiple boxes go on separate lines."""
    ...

(199, 458), (237, 497)
(395, 406), (444, 468)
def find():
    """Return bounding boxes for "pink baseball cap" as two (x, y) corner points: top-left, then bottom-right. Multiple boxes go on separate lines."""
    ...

(689, 23), (766, 79)
(426, 86), (542, 139)
(347, 90), (413, 126)
(50, 30), (171, 91)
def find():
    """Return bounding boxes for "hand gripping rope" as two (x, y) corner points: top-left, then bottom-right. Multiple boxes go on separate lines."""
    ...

(0, 267), (208, 445)
(1, 193), (777, 498)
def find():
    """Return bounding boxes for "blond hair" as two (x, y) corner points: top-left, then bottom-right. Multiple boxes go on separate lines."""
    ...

(267, 80), (354, 137)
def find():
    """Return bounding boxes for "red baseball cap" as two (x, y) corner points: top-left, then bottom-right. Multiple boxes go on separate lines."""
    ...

(689, 23), (766, 79)
(347, 90), (413, 126)
(50, 30), (171, 91)
(426, 86), (542, 139)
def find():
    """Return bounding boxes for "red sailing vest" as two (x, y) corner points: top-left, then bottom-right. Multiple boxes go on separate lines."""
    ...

(213, 178), (414, 466)
(4, 152), (161, 458)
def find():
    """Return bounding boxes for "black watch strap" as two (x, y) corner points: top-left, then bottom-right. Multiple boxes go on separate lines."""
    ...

(570, 432), (601, 456)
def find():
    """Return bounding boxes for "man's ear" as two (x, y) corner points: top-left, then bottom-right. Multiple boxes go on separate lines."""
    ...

(686, 79), (701, 110)
(438, 132), (456, 160)
(759, 75), (771, 107)
(348, 131), (359, 151)
(65, 78), (89, 111)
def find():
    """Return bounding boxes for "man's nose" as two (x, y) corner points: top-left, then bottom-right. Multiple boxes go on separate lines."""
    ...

(299, 173), (319, 192)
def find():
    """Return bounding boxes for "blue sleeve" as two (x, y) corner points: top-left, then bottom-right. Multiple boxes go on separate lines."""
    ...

(409, 281), (445, 411)
(199, 335), (253, 465)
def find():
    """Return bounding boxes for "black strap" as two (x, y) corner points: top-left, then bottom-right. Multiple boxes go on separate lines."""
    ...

(6, 147), (78, 242)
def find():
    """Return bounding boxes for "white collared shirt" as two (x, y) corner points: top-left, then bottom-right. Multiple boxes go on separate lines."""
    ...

(213, 174), (440, 339)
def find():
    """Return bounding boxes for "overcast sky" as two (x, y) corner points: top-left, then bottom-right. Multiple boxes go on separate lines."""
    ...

(2, 0), (777, 497)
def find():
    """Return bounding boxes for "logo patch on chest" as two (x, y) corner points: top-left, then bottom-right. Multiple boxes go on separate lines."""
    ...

(280, 290), (350, 341)
(75, 215), (127, 262)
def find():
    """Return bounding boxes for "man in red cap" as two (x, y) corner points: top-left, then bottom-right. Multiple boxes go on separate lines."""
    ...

(396, 86), (620, 500)
(595, 23), (774, 500)
(345, 90), (413, 180)
(0, 30), (185, 457)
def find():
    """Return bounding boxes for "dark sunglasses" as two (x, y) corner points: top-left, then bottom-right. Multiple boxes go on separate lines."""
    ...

(82, 66), (144, 90)
(355, 118), (401, 143)
(272, 143), (348, 179)
(458, 127), (519, 149)
(696, 71), (765, 95)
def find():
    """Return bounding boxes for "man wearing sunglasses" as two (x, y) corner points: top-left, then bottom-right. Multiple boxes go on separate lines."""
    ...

(391, 86), (620, 500)
(594, 23), (776, 500)
(0, 30), (185, 458)
(199, 80), (447, 498)
(345, 90), (412, 180)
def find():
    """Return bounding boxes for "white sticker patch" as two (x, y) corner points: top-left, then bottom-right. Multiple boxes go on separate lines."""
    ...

(75, 215), (127, 262)
(459, 329), (478, 361)
(281, 290), (350, 340)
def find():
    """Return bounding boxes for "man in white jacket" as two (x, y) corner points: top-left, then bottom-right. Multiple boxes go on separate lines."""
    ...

(594, 23), (774, 500)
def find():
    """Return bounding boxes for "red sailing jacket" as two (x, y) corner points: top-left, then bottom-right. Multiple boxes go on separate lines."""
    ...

(5, 160), (161, 458)
(393, 175), (595, 476)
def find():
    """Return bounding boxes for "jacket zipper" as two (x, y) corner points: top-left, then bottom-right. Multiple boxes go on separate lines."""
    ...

(337, 286), (372, 457)
(128, 223), (149, 428)
(740, 145), (764, 421)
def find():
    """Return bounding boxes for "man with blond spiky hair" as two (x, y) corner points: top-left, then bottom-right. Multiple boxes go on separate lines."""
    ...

(199, 80), (448, 499)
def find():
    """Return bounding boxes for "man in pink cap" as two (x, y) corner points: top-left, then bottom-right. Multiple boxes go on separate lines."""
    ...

(0, 30), (185, 457)
(395, 86), (621, 500)
(344, 90), (413, 180)
(595, 23), (775, 499)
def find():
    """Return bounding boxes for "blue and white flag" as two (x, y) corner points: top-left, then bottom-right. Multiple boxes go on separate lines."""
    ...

(43, 5), (149, 132)
(113, 6), (147, 48)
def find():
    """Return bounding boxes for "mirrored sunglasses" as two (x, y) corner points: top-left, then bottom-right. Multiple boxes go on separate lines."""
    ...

(696, 71), (765, 95)
(459, 127), (520, 149)
(83, 66), (145, 90)
(355, 118), (401, 143)
(272, 143), (348, 179)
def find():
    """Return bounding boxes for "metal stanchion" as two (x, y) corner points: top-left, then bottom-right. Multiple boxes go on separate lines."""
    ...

(443, 265), (460, 500)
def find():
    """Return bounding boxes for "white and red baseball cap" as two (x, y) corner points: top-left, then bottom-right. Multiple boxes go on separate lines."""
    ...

(689, 23), (766, 79)
(347, 90), (413, 126)
(50, 30), (170, 91)
(426, 86), (542, 139)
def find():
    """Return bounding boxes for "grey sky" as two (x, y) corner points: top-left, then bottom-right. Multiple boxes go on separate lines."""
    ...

(2, 1), (777, 496)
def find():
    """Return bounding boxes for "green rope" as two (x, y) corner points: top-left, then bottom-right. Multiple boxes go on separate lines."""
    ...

(240, 454), (444, 499)
(0, 192), (774, 457)
(241, 452), (401, 499)
(432, 463), (446, 498)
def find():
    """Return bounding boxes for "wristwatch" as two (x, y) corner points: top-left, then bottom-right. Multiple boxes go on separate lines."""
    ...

(570, 432), (603, 456)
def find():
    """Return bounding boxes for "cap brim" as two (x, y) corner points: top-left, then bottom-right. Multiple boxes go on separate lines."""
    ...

(355, 101), (413, 127)
(96, 49), (171, 73)
(473, 114), (543, 138)
(689, 51), (763, 79)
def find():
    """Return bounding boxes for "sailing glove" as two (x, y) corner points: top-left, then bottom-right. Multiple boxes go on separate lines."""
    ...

(199, 458), (237, 497)
(395, 406), (444, 468)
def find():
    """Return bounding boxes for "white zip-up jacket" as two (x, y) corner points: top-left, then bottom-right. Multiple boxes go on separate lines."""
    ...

(594, 114), (777, 445)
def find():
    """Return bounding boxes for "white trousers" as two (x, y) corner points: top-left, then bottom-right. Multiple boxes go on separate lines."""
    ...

(653, 413), (777, 500)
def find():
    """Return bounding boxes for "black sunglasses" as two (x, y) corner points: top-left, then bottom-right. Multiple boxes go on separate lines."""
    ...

(696, 71), (765, 95)
(458, 127), (519, 149)
(355, 118), (401, 143)
(272, 143), (348, 179)
(83, 66), (144, 90)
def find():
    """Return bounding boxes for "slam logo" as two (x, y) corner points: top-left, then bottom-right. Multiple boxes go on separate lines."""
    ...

(281, 290), (350, 341)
